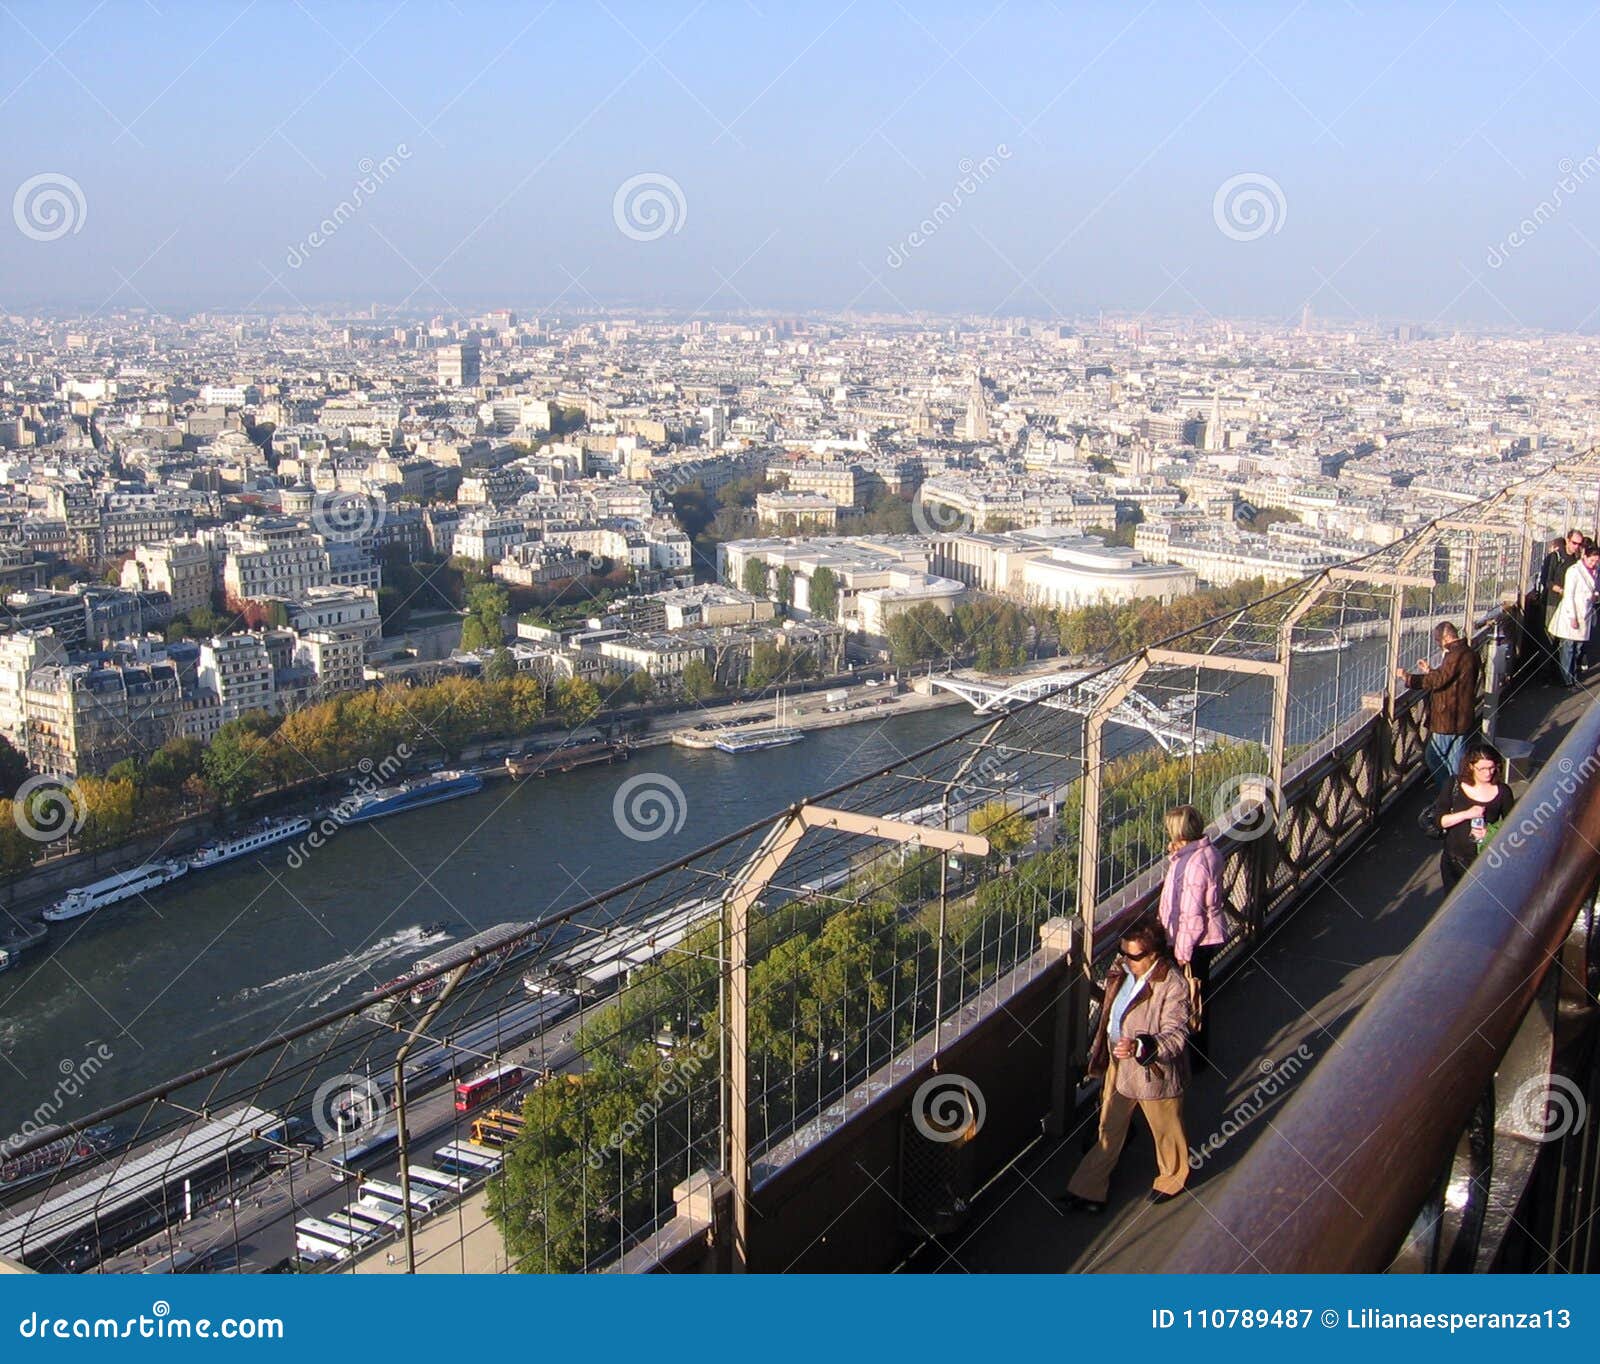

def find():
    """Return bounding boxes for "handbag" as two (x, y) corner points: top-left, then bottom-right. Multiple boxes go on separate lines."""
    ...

(1417, 803), (1445, 840)
(1182, 960), (1204, 1034)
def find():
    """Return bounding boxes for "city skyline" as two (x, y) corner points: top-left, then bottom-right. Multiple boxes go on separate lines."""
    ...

(4, 2), (1600, 329)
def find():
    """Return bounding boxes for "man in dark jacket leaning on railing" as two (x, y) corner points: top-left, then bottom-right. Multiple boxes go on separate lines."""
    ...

(1398, 621), (1481, 791)
(1059, 917), (1192, 1213)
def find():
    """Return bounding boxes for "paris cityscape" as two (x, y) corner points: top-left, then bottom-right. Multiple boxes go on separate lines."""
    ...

(0, 0), (1595, 1309)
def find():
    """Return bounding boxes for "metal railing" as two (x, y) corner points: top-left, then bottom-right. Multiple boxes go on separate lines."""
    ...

(0, 455), (1595, 1274)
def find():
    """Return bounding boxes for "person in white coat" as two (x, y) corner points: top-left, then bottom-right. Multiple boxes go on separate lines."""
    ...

(1550, 540), (1600, 687)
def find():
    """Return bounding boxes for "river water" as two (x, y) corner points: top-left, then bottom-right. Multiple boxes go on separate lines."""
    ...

(0, 640), (1390, 1137)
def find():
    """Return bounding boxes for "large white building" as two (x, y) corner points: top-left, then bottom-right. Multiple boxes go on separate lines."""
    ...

(933, 530), (1196, 609)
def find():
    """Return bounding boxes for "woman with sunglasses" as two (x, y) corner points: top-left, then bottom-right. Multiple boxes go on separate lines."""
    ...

(1060, 917), (1192, 1213)
(1430, 742), (1513, 891)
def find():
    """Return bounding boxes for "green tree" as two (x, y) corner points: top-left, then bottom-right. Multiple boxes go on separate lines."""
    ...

(105, 757), (143, 788)
(775, 565), (794, 608)
(465, 581), (511, 648)
(680, 658), (717, 701)
(0, 734), (26, 799)
(744, 641), (783, 690)
(742, 558), (770, 598)
(0, 805), (38, 884)
(554, 677), (602, 728)
(808, 566), (839, 622)
(485, 648), (517, 683)
(202, 714), (278, 805)
(459, 616), (492, 652)
(969, 800), (1031, 855)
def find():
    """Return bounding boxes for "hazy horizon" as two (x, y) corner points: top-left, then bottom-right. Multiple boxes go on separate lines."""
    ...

(4, 1), (1600, 330)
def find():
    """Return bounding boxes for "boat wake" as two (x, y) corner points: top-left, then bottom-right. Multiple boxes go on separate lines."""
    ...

(232, 924), (453, 1008)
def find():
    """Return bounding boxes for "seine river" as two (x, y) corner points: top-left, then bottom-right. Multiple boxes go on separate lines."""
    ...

(0, 640), (1389, 1138)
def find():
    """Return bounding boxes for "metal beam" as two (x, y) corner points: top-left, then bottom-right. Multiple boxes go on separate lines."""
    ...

(797, 804), (989, 856)
(1076, 654), (1150, 928)
(723, 811), (807, 1274)
(392, 961), (471, 1274)
(1327, 566), (1435, 588)
(1146, 646), (1284, 678)
(721, 799), (990, 1271)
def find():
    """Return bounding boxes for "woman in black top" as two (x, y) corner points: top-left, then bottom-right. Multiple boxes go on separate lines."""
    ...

(1432, 742), (1513, 890)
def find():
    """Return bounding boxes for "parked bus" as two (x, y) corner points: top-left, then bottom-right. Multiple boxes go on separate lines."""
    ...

(433, 1142), (502, 1176)
(320, 1211), (380, 1242)
(342, 1200), (406, 1234)
(454, 1063), (528, 1113)
(406, 1165), (468, 1195)
(469, 1112), (524, 1148)
(329, 1127), (399, 1181)
(295, 1218), (365, 1262)
(360, 1178), (440, 1214)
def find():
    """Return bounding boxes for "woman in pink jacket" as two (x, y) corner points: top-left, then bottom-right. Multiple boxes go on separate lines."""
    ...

(1157, 805), (1227, 1071)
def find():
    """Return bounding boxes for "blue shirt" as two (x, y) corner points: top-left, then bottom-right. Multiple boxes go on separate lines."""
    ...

(1107, 968), (1143, 1045)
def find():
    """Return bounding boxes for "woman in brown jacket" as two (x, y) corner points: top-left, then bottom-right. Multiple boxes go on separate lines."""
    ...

(1060, 917), (1193, 1212)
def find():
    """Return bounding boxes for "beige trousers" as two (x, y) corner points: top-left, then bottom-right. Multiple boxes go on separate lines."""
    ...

(1067, 1060), (1189, 1201)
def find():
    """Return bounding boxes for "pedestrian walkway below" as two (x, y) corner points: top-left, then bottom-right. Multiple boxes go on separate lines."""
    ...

(912, 678), (1588, 1273)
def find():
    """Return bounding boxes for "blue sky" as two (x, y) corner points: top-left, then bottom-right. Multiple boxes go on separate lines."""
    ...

(3, 0), (1599, 328)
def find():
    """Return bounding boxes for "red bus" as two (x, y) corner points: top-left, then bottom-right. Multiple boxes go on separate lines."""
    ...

(454, 1064), (527, 1113)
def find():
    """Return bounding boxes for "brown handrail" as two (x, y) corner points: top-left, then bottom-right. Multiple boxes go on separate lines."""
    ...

(1157, 693), (1600, 1273)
